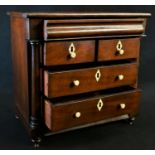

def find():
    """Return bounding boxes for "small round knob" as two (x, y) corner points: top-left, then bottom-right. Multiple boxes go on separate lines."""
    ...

(118, 49), (124, 55)
(118, 74), (124, 80)
(70, 52), (76, 58)
(73, 80), (80, 86)
(120, 103), (126, 109)
(75, 112), (81, 118)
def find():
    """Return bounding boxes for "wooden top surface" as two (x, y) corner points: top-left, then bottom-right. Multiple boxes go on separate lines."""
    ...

(8, 12), (151, 18)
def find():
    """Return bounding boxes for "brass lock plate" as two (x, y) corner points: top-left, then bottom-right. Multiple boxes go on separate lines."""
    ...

(68, 43), (76, 58)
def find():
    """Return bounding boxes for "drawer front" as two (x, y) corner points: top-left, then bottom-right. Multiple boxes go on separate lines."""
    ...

(44, 63), (137, 98)
(98, 38), (140, 61)
(44, 90), (141, 131)
(44, 19), (146, 39)
(44, 40), (95, 66)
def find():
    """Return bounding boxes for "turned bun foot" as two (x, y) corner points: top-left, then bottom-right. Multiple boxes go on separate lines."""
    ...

(129, 117), (136, 125)
(15, 114), (19, 119)
(32, 137), (42, 148)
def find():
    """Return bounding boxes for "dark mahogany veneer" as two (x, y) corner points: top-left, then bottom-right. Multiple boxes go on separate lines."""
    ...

(45, 90), (141, 132)
(9, 12), (151, 147)
(44, 63), (138, 98)
(44, 40), (95, 66)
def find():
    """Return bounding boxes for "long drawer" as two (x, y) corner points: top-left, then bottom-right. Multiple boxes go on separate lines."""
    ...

(44, 63), (138, 98)
(44, 89), (141, 132)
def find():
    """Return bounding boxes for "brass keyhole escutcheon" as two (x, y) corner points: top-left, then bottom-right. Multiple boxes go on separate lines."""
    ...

(97, 99), (104, 111)
(69, 43), (76, 58)
(116, 40), (124, 55)
(95, 69), (101, 82)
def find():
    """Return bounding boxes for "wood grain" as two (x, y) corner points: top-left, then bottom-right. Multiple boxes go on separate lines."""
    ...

(44, 90), (141, 131)
(98, 38), (140, 61)
(8, 12), (151, 18)
(44, 40), (95, 66)
(44, 63), (138, 98)
(44, 20), (145, 39)
(26, 12), (151, 18)
(8, 12), (150, 140)
(10, 14), (29, 124)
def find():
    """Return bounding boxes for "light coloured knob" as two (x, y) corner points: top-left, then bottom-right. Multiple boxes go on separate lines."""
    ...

(73, 80), (80, 86)
(70, 52), (76, 58)
(118, 74), (124, 80)
(120, 103), (126, 109)
(75, 112), (81, 118)
(118, 49), (124, 55)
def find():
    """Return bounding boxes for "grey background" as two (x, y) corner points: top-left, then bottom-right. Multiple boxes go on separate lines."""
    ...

(0, 5), (155, 149)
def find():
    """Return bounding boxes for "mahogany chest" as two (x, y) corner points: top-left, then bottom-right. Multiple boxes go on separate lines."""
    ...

(9, 12), (151, 147)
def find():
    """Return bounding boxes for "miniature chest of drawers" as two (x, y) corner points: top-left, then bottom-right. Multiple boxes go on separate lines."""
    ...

(9, 12), (150, 147)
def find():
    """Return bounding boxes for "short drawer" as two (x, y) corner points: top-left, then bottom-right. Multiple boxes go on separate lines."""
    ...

(44, 63), (138, 98)
(98, 38), (140, 61)
(44, 40), (95, 66)
(44, 90), (141, 132)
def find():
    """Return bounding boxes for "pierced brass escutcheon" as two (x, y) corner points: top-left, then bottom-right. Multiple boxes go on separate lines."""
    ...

(116, 40), (124, 55)
(95, 69), (101, 82)
(97, 99), (104, 111)
(69, 43), (76, 58)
